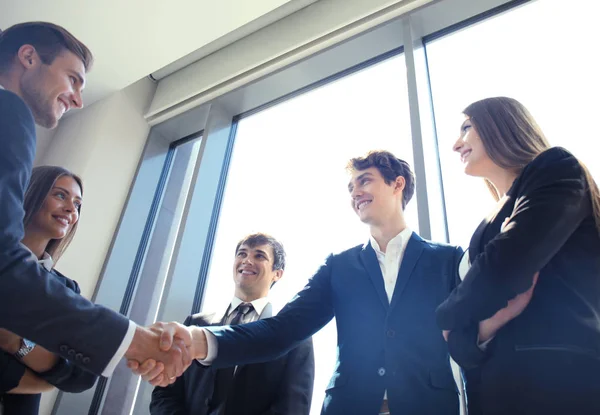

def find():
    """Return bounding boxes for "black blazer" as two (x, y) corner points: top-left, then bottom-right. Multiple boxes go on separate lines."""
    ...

(150, 303), (315, 415)
(207, 233), (463, 415)
(0, 89), (129, 375)
(0, 269), (98, 414)
(437, 147), (600, 414)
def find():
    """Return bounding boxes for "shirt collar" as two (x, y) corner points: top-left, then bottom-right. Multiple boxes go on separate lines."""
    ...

(39, 252), (54, 272)
(370, 227), (412, 255)
(228, 296), (270, 317)
(21, 243), (54, 271)
(0, 84), (4, 90)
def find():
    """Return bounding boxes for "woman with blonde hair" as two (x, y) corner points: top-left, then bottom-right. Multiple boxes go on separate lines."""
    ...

(437, 97), (600, 415)
(0, 166), (97, 414)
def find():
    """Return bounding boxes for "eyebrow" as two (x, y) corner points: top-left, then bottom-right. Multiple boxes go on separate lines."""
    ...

(254, 249), (269, 257)
(348, 172), (373, 191)
(54, 186), (82, 201)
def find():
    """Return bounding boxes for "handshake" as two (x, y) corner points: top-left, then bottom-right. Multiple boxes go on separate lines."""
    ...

(124, 322), (209, 387)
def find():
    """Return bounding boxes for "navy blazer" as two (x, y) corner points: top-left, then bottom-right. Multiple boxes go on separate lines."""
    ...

(0, 269), (98, 414)
(150, 303), (315, 415)
(207, 233), (463, 415)
(437, 147), (600, 415)
(0, 89), (129, 375)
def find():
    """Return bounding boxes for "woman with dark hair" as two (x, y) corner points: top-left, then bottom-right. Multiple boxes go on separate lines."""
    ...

(0, 166), (97, 415)
(436, 97), (600, 415)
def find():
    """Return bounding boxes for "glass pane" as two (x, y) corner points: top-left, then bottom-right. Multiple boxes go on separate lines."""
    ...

(202, 54), (414, 413)
(426, 0), (600, 248)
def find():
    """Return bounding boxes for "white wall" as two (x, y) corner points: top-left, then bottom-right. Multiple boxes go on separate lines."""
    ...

(35, 77), (156, 415)
(146, 0), (434, 123)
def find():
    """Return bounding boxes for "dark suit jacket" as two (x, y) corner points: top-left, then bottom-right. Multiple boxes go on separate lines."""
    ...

(0, 269), (98, 414)
(437, 147), (600, 414)
(0, 89), (129, 375)
(206, 233), (463, 415)
(150, 303), (315, 415)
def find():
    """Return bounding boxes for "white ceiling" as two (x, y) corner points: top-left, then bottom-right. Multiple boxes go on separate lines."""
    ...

(1, 0), (314, 105)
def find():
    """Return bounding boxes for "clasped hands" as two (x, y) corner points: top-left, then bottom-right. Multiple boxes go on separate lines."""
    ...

(124, 322), (208, 387)
(442, 272), (539, 343)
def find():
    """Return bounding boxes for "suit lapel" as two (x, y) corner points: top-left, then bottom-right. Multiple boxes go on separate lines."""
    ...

(359, 242), (389, 312)
(389, 233), (424, 311)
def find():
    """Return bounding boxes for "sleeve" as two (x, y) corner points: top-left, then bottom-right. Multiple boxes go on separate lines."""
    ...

(0, 91), (130, 376)
(261, 337), (315, 415)
(149, 315), (194, 415)
(207, 255), (336, 368)
(0, 351), (26, 393)
(35, 358), (98, 393)
(437, 148), (591, 330)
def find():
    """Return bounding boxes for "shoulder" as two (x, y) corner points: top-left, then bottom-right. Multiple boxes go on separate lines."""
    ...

(516, 146), (586, 192)
(50, 268), (81, 294)
(413, 233), (463, 256)
(186, 311), (217, 327)
(0, 89), (34, 127)
(334, 243), (366, 258)
(524, 147), (582, 178)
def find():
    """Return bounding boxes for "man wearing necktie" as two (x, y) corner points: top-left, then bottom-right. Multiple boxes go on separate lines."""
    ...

(158, 151), (467, 415)
(150, 233), (315, 415)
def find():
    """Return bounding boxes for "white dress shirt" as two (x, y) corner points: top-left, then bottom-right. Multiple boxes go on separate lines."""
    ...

(199, 297), (269, 364)
(224, 296), (270, 325)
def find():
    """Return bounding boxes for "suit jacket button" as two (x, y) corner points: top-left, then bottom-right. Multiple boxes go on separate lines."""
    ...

(82, 357), (90, 364)
(378, 367), (386, 376)
(59, 345), (68, 353)
(386, 329), (395, 338)
(68, 349), (76, 357)
(75, 353), (83, 360)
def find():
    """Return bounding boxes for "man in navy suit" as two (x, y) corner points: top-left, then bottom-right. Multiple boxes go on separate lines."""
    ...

(0, 22), (195, 385)
(150, 233), (314, 415)
(143, 151), (464, 414)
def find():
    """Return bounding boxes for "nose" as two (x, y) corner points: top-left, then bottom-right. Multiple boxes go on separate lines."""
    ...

(350, 185), (362, 200)
(70, 89), (84, 109)
(452, 136), (464, 153)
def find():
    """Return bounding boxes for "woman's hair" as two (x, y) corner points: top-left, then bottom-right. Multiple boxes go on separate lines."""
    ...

(23, 165), (83, 264)
(464, 96), (600, 234)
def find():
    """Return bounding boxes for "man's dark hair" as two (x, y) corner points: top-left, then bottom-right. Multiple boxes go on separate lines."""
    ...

(0, 22), (93, 73)
(235, 233), (286, 271)
(347, 150), (416, 209)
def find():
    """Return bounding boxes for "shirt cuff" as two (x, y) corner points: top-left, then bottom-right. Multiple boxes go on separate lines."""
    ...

(196, 328), (217, 366)
(477, 335), (494, 351)
(101, 320), (137, 377)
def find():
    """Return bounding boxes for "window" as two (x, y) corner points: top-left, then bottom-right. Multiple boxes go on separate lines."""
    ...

(201, 54), (417, 413)
(426, 0), (600, 248)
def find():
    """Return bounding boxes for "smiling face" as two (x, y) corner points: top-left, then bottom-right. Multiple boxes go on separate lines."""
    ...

(453, 115), (496, 177)
(19, 48), (85, 128)
(26, 175), (82, 242)
(348, 167), (405, 226)
(233, 243), (283, 300)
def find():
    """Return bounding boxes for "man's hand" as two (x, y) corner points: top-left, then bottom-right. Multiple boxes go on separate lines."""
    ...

(0, 328), (21, 354)
(478, 272), (539, 342)
(124, 322), (193, 387)
(127, 325), (208, 386)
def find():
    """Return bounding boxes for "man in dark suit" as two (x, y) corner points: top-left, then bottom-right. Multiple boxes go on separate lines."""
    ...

(0, 22), (195, 385)
(150, 233), (315, 415)
(138, 151), (465, 414)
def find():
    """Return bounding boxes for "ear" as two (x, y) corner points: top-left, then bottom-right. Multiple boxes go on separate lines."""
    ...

(16, 45), (39, 69)
(271, 269), (283, 284)
(394, 175), (406, 195)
